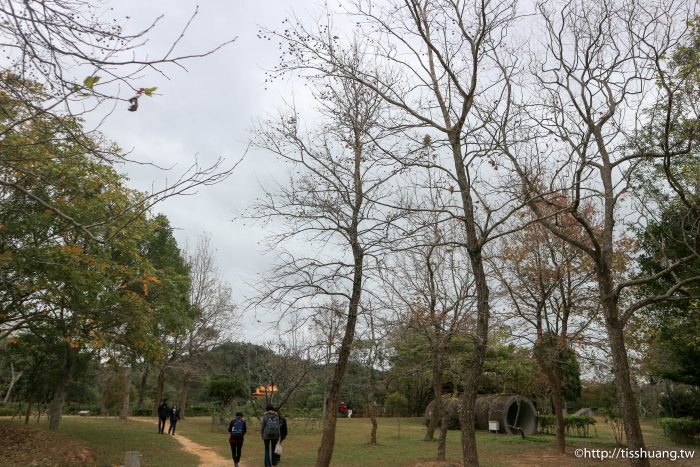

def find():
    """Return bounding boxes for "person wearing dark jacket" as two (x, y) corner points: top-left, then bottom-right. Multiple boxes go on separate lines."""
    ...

(261, 404), (281, 467)
(273, 409), (288, 465)
(157, 399), (170, 434)
(168, 404), (181, 435)
(228, 411), (247, 467)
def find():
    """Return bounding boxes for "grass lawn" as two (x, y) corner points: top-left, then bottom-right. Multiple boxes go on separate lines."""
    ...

(2, 415), (695, 466)
(1, 416), (199, 467)
(176, 415), (696, 466)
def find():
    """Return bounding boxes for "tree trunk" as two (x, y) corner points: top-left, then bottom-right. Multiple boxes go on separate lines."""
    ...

(322, 391), (327, 421)
(48, 343), (77, 431)
(458, 261), (489, 467)
(120, 367), (131, 419)
(437, 408), (448, 461)
(548, 369), (566, 454)
(178, 367), (192, 418)
(314, 125), (365, 467)
(426, 347), (445, 442)
(449, 134), (491, 467)
(314, 252), (363, 467)
(535, 344), (566, 455)
(24, 398), (32, 425)
(368, 363), (378, 445)
(3, 362), (22, 403)
(606, 310), (649, 467)
(137, 362), (149, 410)
(152, 365), (166, 417)
(369, 402), (378, 445)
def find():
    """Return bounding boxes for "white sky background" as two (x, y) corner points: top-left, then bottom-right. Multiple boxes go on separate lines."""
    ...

(89, 0), (325, 341)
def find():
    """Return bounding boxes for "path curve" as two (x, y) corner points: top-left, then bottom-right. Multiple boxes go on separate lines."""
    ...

(130, 416), (242, 467)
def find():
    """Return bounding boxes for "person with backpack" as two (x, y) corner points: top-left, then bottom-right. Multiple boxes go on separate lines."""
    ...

(261, 404), (281, 467)
(273, 409), (288, 465)
(228, 411), (247, 467)
(157, 399), (170, 434)
(168, 404), (181, 435)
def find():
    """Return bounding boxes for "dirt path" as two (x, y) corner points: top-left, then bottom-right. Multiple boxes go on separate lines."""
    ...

(131, 417), (242, 467)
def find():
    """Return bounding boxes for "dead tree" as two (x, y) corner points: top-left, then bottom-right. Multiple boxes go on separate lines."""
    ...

(178, 234), (237, 417)
(381, 176), (474, 460)
(262, 2), (520, 463)
(309, 299), (345, 421)
(249, 44), (402, 467)
(495, 1), (697, 463)
(493, 212), (601, 454)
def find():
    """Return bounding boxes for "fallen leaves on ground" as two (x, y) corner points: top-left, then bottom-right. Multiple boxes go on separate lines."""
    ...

(0, 421), (97, 467)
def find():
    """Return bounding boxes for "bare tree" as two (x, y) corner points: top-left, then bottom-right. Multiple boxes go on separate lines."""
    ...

(309, 299), (345, 421)
(381, 178), (474, 460)
(263, 1), (520, 463)
(495, 0), (697, 463)
(493, 211), (601, 453)
(249, 44), (402, 466)
(178, 234), (237, 417)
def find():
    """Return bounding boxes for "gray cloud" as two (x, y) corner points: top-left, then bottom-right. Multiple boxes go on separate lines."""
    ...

(90, 0), (321, 339)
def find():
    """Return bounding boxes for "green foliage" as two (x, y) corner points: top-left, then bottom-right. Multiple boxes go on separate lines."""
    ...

(636, 201), (700, 386)
(659, 417), (700, 446)
(481, 343), (538, 395)
(533, 333), (582, 401)
(536, 415), (595, 437)
(660, 385), (700, 418)
(82, 75), (100, 89)
(0, 406), (17, 416)
(207, 375), (247, 406)
(599, 406), (626, 446)
(186, 402), (217, 417)
(578, 381), (618, 410)
(0, 77), (196, 429)
(384, 392), (408, 416)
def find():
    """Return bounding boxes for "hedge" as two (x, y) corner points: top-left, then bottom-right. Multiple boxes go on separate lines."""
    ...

(659, 417), (700, 446)
(537, 415), (596, 437)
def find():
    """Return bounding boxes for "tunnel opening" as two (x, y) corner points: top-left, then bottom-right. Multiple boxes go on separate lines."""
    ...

(504, 397), (537, 435)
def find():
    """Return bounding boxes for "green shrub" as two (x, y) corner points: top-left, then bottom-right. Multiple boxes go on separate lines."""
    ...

(659, 417), (700, 445)
(186, 403), (215, 417)
(0, 402), (20, 416)
(0, 407), (18, 416)
(286, 407), (322, 418)
(132, 407), (152, 416)
(660, 387), (700, 419)
(384, 392), (409, 417)
(537, 415), (596, 437)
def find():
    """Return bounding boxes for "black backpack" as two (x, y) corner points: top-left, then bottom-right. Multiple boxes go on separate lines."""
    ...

(263, 415), (280, 438)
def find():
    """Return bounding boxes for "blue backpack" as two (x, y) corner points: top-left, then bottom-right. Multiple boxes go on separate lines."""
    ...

(231, 418), (245, 437)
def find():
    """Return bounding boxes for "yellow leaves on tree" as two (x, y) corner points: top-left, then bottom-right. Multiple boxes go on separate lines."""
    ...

(142, 275), (160, 297)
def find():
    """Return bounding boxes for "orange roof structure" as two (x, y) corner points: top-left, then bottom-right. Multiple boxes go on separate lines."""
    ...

(252, 385), (279, 399)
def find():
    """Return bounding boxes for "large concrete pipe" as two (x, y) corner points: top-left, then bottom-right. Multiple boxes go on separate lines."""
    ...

(475, 394), (537, 435)
(424, 394), (538, 435)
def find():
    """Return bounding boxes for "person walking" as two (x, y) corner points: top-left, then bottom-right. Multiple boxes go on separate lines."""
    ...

(347, 401), (354, 419)
(168, 404), (181, 435)
(261, 404), (281, 467)
(157, 399), (170, 434)
(228, 411), (247, 467)
(273, 409), (288, 465)
(339, 401), (347, 418)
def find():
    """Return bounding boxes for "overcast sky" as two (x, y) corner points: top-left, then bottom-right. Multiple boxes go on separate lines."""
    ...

(91, 0), (323, 340)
